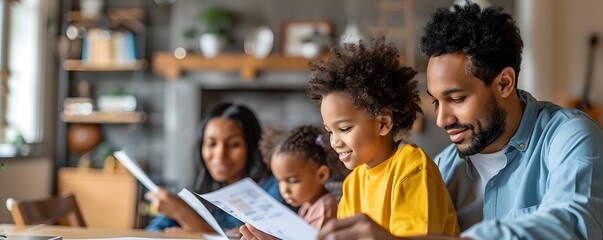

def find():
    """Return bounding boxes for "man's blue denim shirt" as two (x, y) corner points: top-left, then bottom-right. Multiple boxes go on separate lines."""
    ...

(435, 90), (603, 239)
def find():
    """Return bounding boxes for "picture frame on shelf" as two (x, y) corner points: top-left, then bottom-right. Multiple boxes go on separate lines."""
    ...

(280, 21), (333, 57)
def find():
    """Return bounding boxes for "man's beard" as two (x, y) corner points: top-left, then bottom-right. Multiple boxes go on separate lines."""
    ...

(447, 97), (507, 157)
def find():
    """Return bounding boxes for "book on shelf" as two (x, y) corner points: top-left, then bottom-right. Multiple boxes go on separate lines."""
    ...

(81, 28), (137, 66)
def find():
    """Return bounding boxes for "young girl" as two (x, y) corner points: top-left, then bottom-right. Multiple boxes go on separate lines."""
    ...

(145, 103), (287, 233)
(308, 36), (460, 238)
(259, 125), (339, 229)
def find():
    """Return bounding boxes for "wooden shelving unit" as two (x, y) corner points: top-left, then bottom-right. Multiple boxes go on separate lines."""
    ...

(54, 1), (152, 229)
(63, 59), (147, 71)
(60, 111), (146, 124)
(56, 1), (150, 172)
(66, 8), (145, 22)
(66, 8), (146, 33)
(153, 53), (314, 80)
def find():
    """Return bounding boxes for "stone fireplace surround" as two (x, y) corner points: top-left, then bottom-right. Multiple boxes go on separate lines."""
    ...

(163, 71), (321, 188)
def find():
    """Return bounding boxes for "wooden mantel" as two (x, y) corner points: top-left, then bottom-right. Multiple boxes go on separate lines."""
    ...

(152, 52), (314, 80)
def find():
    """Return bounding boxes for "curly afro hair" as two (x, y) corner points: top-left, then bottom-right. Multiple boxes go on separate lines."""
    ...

(420, 2), (524, 85)
(260, 125), (346, 178)
(259, 125), (287, 167)
(307, 35), (421, 135)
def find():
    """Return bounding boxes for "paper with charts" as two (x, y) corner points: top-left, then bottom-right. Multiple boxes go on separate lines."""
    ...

(199, 178), (317, 240)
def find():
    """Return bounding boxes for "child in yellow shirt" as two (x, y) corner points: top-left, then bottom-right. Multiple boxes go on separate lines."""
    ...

(307, 35), (460, 238)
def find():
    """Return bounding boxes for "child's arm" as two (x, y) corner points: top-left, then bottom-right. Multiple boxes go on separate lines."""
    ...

(317, 214), (399, 240)
(239, 223), (278, 240)
(317, 214), (466, 240)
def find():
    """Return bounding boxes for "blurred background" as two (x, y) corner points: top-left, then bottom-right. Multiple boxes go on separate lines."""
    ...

(0, 0), (601, 229)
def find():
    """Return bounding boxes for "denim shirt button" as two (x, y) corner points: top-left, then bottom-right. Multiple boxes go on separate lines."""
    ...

(519, 143), (525, 150)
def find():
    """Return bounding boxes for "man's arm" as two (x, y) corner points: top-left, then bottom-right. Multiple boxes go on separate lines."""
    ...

(317, 214), (465, 240)
(238, 216), (397, 240)
(317, 214), (403, 240)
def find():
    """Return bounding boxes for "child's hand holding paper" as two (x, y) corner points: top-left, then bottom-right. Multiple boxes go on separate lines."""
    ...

(199, 178), (317, 240)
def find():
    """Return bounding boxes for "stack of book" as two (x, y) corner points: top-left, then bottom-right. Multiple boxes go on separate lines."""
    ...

(81, 29), (137, 66)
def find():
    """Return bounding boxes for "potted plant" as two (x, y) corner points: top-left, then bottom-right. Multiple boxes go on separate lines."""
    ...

(80, 0), (105, 18)
(198, 6), (234, 58)
(182, 27), (198, 51)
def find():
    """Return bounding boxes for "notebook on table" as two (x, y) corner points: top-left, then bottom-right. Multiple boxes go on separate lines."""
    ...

(2, 236), (62, 240)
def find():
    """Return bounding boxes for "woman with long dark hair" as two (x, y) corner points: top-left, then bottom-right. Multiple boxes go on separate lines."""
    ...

(145, 103), (284, 233)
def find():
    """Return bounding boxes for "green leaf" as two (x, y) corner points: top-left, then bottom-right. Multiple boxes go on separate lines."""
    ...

(91, 141), (121, 168)
(198, 6), (234, 35)
(13, 132), (26, 149)
(183, 27), (197, 39)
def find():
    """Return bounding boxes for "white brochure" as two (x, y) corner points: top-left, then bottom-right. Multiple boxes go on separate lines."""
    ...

(114, 151), (230, 239)
(199, 178), (317, 240)
(177, 188), (228, 240)
(113, 150), (159, 193)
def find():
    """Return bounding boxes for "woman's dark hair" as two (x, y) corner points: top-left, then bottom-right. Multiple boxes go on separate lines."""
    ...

(259, 125), (347, 179)
(191, 103), (268, 194)
(419, 2), (524, 85)
(307, 35), (421, 135)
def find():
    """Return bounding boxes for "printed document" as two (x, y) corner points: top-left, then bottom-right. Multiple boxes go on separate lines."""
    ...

(113, 150), (159, 193)
(114, 151), (231, 239)
(177, 189), (228, 240)
(199, 178), (317, 240)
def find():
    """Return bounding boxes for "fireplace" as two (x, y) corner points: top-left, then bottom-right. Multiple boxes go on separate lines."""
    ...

(162, 71), (321, 188)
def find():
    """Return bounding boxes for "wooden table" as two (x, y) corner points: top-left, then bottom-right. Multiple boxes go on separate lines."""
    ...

(0, 224), (212, 239)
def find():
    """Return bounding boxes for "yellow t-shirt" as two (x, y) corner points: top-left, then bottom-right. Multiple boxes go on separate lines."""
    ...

(337, 143), (460, 237)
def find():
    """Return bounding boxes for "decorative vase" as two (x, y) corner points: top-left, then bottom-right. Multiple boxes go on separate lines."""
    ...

(244, 26), (274, 59)
(301, 42), (321, 59)
(80, 0), (104, 18)
(340, 21), (363, 45)
(67, 124), (102, 154)
(199, 33), (225, 58)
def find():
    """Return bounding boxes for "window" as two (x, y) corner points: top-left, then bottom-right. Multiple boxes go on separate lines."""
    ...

(0, 0), (46, 145)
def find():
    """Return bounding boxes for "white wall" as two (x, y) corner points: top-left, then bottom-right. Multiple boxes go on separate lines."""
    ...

(517, 0), (603, 121)
(554, 0), (603, 110)
(516, 0), (554, 101)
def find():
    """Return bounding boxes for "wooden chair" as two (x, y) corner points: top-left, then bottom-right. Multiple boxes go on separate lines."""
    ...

(6, 193), (86, 227)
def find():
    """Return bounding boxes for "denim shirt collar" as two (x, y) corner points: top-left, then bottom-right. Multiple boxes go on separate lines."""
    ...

(460, 89), (536, 180)
(505, 89), (536, 153)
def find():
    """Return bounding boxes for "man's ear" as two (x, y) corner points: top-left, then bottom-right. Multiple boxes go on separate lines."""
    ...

(496, 67), (517, 98)
(377, 113), (393, 136)
(317, 165), (330, 184)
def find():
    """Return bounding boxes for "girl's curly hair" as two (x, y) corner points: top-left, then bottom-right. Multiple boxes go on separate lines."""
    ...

(307, 35), (421, 135)
(259, 125), (346, 178)
(419, 2), (524, 85)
